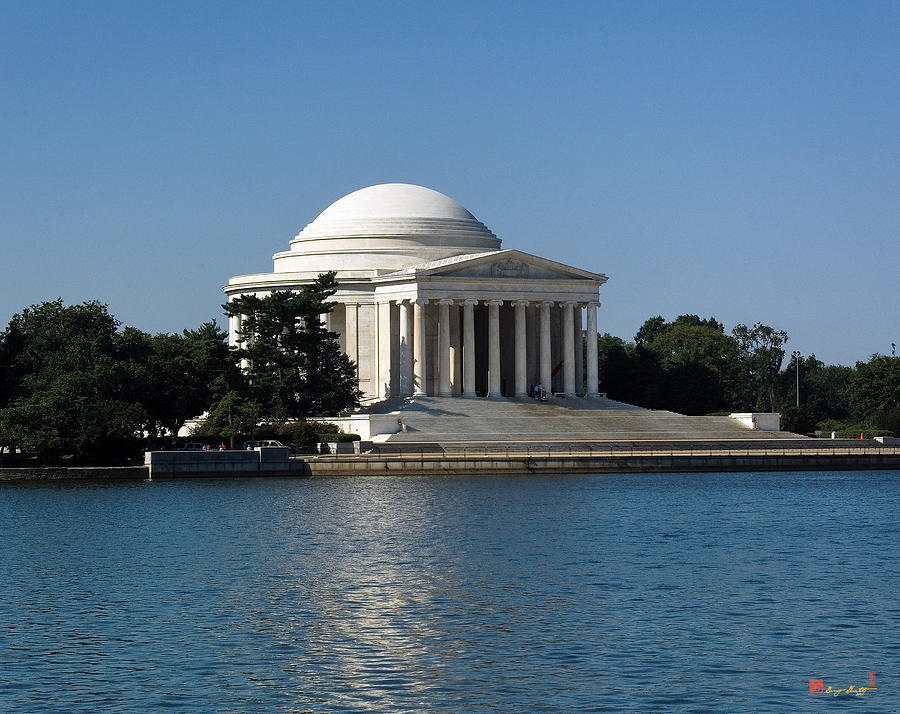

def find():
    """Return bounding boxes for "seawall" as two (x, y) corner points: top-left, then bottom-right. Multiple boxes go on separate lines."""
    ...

(292, 450), (900, 477)
(3, 446), (899, 481)
(0, 466), (148, 482)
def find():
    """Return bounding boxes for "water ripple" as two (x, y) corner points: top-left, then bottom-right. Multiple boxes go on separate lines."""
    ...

(1, 471), (898, 711)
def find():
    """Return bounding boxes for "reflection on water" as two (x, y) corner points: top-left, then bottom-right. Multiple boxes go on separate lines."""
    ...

(1, 472), (899, 712)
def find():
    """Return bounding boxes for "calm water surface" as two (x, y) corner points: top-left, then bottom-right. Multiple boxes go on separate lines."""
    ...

(1, 471), (898, 712)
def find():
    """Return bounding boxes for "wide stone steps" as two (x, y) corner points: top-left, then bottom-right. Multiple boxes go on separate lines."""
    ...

(368, 396), (799, 443)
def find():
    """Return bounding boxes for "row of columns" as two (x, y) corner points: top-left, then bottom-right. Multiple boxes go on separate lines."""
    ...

(380, 298), (600, 399)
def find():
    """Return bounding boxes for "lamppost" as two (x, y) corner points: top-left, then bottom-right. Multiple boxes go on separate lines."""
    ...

(792, 351), (801, 407)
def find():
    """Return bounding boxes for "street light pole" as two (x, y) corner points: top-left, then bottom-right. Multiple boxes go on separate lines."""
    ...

(793, 351), (800, 407)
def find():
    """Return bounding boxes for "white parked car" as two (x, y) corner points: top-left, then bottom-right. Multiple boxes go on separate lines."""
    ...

(242, 440), (284, 450)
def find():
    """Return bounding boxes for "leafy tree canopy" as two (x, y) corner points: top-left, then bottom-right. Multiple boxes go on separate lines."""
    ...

(732, 322), (788, 412)
(629, 316), (737, 414)
(849, 354), (900, 424)
(0, 300), (144, 462)
(0, 301), (237, 462)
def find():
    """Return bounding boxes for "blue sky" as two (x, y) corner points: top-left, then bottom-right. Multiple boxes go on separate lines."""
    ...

(2, 1), (897, 366)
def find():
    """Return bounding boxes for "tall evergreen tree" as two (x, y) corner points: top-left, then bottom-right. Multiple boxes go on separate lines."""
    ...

(223, 272), (360, 421)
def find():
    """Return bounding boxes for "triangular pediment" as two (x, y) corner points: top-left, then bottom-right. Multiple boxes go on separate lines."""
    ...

(405, 250), (607, 282)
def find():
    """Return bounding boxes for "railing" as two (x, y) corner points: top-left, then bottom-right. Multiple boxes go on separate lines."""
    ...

(309, 445), (900, 460)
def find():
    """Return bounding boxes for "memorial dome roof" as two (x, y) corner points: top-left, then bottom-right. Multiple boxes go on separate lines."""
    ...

(313, 183), (478, 223)
(274, 183), (501, 274)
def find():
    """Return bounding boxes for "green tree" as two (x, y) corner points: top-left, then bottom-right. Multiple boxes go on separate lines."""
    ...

(634, 316), (668, 347)
(849, 354), (900, 434)
(191, 390), (262, 447)
(595, 333), (630, 387)
(223, 272), (360, 421)
(732, 322), (788, 412)
(647, 321), (739, 413)
(598, 338), (666, 409)
(635, 314), (725, 347)
(805, 363), (853, 422)
(663, 361), (723, 415)
(149, 322), (236, 438)
(111, 321), (237, 442)
(774, 355), (853, 433)
(0, 300), (145, 462)
(629, 315), (739, 414)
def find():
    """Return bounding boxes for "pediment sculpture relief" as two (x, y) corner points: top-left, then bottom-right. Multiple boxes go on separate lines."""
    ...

(491, 259), (529, 278)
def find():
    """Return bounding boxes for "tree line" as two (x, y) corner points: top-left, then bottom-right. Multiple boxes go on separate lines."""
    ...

(0, 273), (359, 464)
(595, 314), (899, 437)
(1, 289), (897, 464)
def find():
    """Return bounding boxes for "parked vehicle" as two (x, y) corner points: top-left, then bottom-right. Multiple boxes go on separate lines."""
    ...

(182, 442), (206, 451)
(242, 440), (284, 450)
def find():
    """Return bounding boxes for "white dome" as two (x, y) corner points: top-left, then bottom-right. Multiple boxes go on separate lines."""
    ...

(273, 183), (500, 274)
(314, 183), (478, 223)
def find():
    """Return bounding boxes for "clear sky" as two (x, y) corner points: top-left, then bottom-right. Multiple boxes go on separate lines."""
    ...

(2, 1), (898, 366)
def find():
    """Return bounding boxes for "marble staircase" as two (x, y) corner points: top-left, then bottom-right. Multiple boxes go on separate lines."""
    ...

(360, 396), (799, 443)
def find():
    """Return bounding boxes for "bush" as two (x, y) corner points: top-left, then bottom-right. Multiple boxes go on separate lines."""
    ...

(834, 427), (892, 439)
(778, 404), (817, 435)
(316, 433), (360, 443)
(311, 422), (341, 434)
(289, 422), (320, 454)
(870, 406), (900, 436)
(817, 420), (893, 439)
(281, 422), (360, 453)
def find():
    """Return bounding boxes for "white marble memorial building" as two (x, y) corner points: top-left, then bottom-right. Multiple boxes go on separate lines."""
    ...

(225, 183), (608, 401)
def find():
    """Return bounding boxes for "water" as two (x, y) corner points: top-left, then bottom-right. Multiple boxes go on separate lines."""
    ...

(1, 471), (898, 712)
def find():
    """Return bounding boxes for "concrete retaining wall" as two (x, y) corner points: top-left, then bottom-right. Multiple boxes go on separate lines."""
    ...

(310, 414), (400, 439)
(145, 448), (291, 477)
(292, 451), (900, 477)
(729, 413), (781, 431)
(4, 451), (898, 481)
(0, 466), (148, 482)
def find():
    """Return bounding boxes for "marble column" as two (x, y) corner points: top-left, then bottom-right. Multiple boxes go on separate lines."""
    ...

(377, 300), (392, 398)
(413, 298), (427, 396)
(234, 312), (250, 371)
(230, 312), (240, 345)
(438, 298), (453, 397)
(487, 299), (503, 397)
(462, 298), (476, 397)
(586, 301), (600, 397)
(450, 303), (461, 395)
(345, 303), (359, 380)
(398, 300), (412, 396)
(562, 301), (576, 396)
(540, 301), (553, 393)
(513, 301), (528, 397)
(574, 306), (583, 395)
(526, 303), (538, 389)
